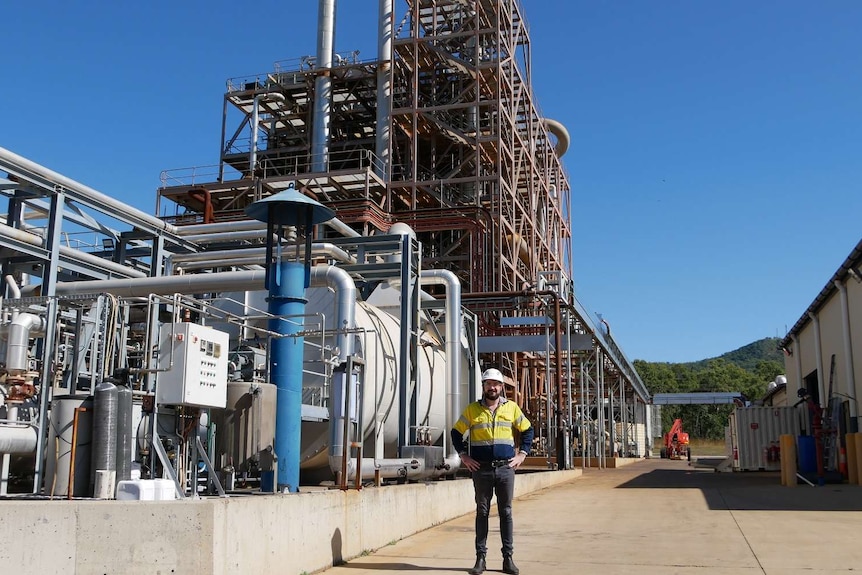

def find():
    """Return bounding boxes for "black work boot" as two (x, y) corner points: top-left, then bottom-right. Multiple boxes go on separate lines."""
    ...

(468, 553), (486, 575)
(502, 554), (519, 575)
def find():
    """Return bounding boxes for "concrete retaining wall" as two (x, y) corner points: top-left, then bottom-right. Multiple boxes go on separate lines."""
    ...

(0, 469), (581, 575)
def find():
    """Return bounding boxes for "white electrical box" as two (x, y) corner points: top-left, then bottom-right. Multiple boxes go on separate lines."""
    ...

(156, 323), (229, 409)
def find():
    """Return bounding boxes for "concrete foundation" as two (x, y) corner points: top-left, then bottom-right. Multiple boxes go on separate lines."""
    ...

(0, 469), (581, 575)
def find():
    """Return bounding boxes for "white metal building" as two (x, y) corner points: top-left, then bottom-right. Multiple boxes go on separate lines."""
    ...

(780, 238), (862, 432)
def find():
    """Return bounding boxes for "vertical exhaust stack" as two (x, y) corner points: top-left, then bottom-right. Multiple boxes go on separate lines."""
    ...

(375, 0), (393, 179)
(311, 0), (336, 173)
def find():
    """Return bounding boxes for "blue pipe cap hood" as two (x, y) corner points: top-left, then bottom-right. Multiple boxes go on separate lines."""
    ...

(245, 184), (335, 226)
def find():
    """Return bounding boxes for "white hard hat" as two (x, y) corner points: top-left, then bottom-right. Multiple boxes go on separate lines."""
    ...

(481, 368), (505, 383)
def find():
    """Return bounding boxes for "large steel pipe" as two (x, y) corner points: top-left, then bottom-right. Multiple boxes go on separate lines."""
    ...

(0, 146), (179, 239)
(0, 425), (38, 453)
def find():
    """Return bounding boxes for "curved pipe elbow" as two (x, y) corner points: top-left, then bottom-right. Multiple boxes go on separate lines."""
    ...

(542, 118), (570, 157)
(7, 313), (46, 374)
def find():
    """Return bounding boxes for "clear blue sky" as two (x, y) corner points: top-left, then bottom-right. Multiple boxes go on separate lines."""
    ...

(3, 1), (861, 363)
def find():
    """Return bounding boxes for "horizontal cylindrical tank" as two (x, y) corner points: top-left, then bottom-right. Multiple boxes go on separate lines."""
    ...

(299, 286), (448, 470)
(210, 285), (451, 474)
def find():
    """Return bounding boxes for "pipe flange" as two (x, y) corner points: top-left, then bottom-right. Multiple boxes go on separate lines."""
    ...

(6, 381), (36, 401)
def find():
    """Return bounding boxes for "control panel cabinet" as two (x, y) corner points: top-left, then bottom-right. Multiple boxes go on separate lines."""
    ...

(156, 323), (229, 409)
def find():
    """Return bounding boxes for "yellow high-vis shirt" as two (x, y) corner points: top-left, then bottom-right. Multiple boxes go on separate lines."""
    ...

(451, 398), (533, 462)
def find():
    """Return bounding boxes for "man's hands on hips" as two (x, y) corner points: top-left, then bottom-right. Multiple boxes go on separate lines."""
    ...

(460, 453), (480, 471)
(509, 451), (527, 468)
(459, 452), (528, 471)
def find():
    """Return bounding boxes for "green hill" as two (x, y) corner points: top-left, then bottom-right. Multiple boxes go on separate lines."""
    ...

(635, 337), (786, 439)
(685, 337), (784, 372)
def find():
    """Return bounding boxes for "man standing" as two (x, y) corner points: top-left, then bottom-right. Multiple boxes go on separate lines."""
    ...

(451, 368), (534, 575)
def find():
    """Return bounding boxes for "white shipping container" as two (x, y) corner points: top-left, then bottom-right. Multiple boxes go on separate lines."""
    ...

(729, 406), (809, 471)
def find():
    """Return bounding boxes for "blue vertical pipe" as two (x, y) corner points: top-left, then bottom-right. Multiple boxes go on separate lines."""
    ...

(268, 259), (307, 493)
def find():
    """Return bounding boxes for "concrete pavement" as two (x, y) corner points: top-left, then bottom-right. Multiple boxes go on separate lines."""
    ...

(321, 458), (862, 574)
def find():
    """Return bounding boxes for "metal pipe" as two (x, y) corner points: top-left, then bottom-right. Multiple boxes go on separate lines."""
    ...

(0, 223), (146, 279)
(0, 146), (178, 237)
(168, 243), (356, 266)
(176, 220), (267, 236)
(7, 313), (46, 374)
(0, 424), (38, 453)
(311, 0), (336, 173)
(51, 270), (269, 297)
(4, 275), (21, 299)
(542, 118), (570, 157)
(250, 95), (260, 174)
(330, 456), (425, 482)
(375, 0), (393, 179)
(250, 92), (285, 175)
(176, 217), (361, 239)
(419, 269), (461, 458)
(5, 275), (20, 320)
(183, 229), (268, 244)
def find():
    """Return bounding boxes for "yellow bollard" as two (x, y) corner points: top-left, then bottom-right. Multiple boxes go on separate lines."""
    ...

(780, 434), (796, 487)
(848, 433), (859, 485)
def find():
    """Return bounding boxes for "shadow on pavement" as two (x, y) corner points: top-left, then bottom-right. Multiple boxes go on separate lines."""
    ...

(336, 564), (459, 571)
(615, 463), (862, 512)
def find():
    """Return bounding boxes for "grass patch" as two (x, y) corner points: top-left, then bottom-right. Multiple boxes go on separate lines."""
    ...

(688, 439), (727, 457)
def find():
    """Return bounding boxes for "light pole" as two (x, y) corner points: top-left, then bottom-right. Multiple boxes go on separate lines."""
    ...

(246, 184), (334, 492)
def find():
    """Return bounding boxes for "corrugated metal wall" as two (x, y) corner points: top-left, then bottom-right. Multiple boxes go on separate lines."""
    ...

(730, 406), (809, 471)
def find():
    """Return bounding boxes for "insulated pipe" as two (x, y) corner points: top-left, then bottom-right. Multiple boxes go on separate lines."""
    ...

(0, 146), (178, 236)
(51, 270), (269, 297)
(168, 243), (355, 266)
(0, 224), (146, 279)
(375, 0), (393, 178)
(5, 276), (20, 320)
(183, 229), (268, 244)
(311, 0), (336, 173)
(316, 265), (356, 361)
(250, 94), (261, 175)
(419, 269), (461, 457)
(542, 118), (570, 157)
(0, 424), (38, 453)
(7, 313), (47, 374)
(249, 92), (286, 175)
(176, 217), (361, 239)
(325, 217), (361, 239)
(176, 220), (267, 236)
(5, 276), (21, 299)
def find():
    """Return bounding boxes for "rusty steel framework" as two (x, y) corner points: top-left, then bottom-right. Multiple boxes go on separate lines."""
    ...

(148, 0), (651, 466)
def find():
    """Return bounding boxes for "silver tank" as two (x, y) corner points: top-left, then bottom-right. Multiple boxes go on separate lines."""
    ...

(211, 382), (276, 474)
(44, 395), (93, 497)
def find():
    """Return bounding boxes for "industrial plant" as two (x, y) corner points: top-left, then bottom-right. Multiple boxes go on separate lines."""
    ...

(0, 1), (651, 572)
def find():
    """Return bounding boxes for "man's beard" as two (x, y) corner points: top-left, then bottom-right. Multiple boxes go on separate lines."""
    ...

(483, 388), (500, 401)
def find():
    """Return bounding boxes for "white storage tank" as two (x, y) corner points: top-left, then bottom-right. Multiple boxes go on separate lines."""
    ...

(210, 285), (458, 475)
(299, 285), (450, 470)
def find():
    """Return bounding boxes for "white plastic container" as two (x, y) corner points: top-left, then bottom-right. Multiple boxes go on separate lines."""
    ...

(153, 478), (177, 500)
(116, 479), (157, 501)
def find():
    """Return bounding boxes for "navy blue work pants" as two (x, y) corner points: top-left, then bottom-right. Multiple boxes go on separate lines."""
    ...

(471, 464), (516, 556)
